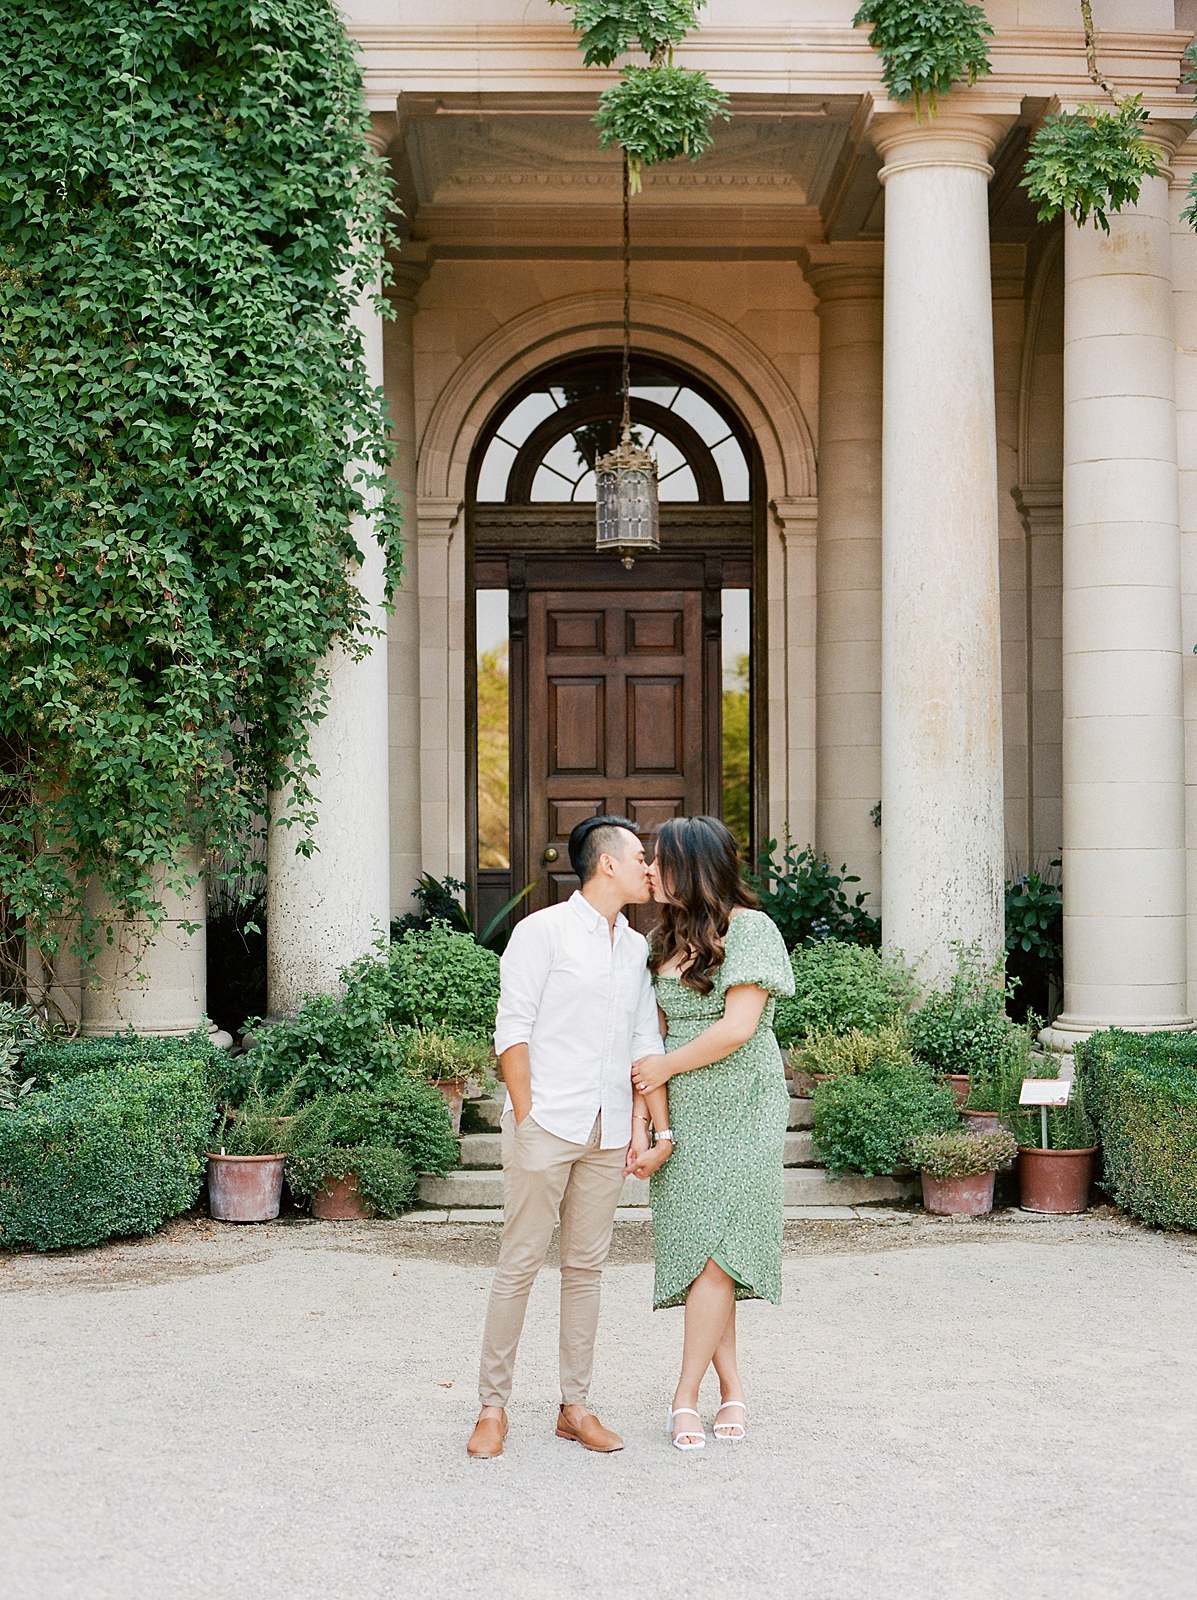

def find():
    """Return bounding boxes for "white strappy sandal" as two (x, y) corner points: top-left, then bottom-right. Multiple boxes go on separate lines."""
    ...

(713, 1400), (746, 1442)
(668, 1407), (706, 1450)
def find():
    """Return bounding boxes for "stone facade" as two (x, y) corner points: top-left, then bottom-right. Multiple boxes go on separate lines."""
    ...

(91, 0), (1197, 1042)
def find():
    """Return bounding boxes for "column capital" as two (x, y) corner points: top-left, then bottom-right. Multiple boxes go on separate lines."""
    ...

(364, 113), (397, 161)
(1011, 482), (1062, 536)
(417, 497), (463, 542)
(798, 243), (884, 303)
(386, 257), (430, 305)
(1139, 119), (1197, 186)
(869, 110), (1016, 185)
(770, 496), (818, 545)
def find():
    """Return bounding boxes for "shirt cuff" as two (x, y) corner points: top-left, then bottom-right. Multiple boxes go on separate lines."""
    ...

(493, 1028), (530, 1057)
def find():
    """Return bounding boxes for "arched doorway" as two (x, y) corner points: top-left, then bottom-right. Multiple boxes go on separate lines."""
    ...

(466, 351), (766, 934)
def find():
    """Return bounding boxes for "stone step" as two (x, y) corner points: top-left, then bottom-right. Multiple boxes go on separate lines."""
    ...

(462, 1096), (503, 1133)
(419, 1166), (913, 1210)
(784, 1130), (818, 1167)
(784, 1169), (917, 1206)
(461, 1127), (817, 1169)
(788, 1095), (814, 1129)
(459, 1132), (502, 1168)
(418, 1169), (650, 1209)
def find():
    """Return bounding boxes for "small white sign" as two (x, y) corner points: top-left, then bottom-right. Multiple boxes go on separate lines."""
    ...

(1019, 1079), (1071, 1107)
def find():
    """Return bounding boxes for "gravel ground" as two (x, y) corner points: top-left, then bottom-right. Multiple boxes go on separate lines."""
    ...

(4, 1209), (1197, 1600)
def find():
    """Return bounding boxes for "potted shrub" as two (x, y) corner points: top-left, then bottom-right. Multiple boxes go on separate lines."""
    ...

(905, 1127), (1019, 1216)
(961, 1015), (1040, 1133)
(793, 1017), (912, 1098)
(774, 941), (914, 1091)
(812, 1046), (959, 1180)
(407, 1029), (493, 1135)
(207, 1085), (296, 1223)
(282, 1075), (459, 1219)
(287, 1144), (415, 1220)
(908, 944), (1012, 1108)
(1009, 1071), (1098, 1215)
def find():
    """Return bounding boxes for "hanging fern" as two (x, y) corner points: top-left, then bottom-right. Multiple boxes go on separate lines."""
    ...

(852, 0), (993, 118)
(555, 0), (699, 68)
(1022, 95), (1159, 233)
(551, 0), (728, 191)
(595, 65), (729, 192)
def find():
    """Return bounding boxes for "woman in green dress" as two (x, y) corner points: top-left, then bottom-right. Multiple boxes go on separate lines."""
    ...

(631, 815), (794, 1451)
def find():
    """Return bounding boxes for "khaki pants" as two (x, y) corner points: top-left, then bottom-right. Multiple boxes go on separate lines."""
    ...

(477, 1112), (627, 1408)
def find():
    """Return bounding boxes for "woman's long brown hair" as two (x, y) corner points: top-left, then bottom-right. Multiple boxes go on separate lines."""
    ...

(648, 815), (757, 994)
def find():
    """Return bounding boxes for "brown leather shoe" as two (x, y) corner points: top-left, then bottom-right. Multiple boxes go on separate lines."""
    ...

(467, 1410), (508, 1458)
(555, 1404), (624, 1452)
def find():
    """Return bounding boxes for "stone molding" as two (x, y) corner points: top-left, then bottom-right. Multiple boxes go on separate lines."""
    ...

(870, 110), (1016, 184)
(798, 242), (884, 304)
(415, 291), (816, 510)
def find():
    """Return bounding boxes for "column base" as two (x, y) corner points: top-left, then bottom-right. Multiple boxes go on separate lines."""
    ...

(80, 1016), (234, 1051)
(1039, 1013), (1195, 1062)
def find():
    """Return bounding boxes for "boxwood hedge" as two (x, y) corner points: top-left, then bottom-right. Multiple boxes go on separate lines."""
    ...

(1077, 1029), (1197, 1231)
(0, 1061), (215, 1251)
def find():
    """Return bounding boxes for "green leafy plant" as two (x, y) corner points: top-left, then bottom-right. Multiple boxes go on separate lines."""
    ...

(749, 833), (881, 953)
(286, 1144), (416, 1218)
(595, 67), (729, 190)
(369, 925), (501, 1043)
(795, 1018), (914, 1082)
(904, 1126), (1018, 1180)
(1005, 866), (1062, 1024)
(963, 1016), (1050, 1115)
(0, 1002), (45, 1109)
(211, 1077), (301, 1156)
(0, 0), (401, 987)
(286, 1077), (459, 1177)
(1077, 1030), (1197, 1228)
(206, 865), (267, 1040)
(907, 944), (1011, 1079)
(390, 874), (537, 951)
(774, 941), (912, 1047)
(406, 1029), (494, 1088)
(21, 1028), (224, 1091)
(551, 0), (729, 193)
(1007, 1067), (1096, 1153)
(852, 0), (993, 118)
(1022, 94), (1159, 234)
(0, 1062), (215, 1250)
(812, 1061), (958, 1178)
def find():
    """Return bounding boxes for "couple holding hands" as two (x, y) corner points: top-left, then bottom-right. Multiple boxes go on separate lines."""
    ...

(467, 812), (794, 1458)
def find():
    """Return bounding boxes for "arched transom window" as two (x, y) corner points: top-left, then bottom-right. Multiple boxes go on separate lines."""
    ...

(474, 355), (751, 505)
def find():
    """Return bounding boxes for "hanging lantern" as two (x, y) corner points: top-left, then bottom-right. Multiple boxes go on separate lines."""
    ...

(595, 429), (659, 568)
(597, 149), (658, 568)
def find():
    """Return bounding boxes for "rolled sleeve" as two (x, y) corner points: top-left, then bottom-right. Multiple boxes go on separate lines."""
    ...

(493, 918), (552, 1057)
(629, 965), (663, 1061)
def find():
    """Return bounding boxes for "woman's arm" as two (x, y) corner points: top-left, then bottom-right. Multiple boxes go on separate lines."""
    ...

(632, 985), (769, 1095)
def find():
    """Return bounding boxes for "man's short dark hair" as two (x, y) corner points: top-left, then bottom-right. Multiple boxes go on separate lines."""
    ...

(568, 815), (640, 884)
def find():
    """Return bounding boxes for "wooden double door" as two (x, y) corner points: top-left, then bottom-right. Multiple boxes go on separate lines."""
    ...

(524, 589), (709, 924)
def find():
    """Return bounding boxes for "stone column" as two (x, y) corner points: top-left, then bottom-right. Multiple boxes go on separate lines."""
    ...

(80, 848), (224, 1040)
(800, 243), (884, 909)
(1173, 138), (1197, 1022)
(870, 111), (1011, 988)
(1045, 145), (1192, 1045)
(266, 231), (391, 1017)
(416, 496), (467, 883)
(384, 256), (427, 918)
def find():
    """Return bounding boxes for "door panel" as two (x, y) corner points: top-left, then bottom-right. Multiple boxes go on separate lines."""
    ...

(527, 590), (706, 925)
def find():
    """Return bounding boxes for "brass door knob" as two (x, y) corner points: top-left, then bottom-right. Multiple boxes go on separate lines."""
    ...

(543, 846), (559, 864)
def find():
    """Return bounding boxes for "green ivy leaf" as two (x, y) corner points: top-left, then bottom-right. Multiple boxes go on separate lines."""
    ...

(852, 0), (993, 117)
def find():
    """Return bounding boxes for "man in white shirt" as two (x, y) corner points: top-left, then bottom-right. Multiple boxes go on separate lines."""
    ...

(467, 815), (665, 1459)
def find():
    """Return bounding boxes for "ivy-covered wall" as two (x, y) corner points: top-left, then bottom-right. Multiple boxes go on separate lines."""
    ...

(0, 0), (400, 977)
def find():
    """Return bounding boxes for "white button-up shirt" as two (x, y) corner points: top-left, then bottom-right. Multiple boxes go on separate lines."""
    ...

(493, 891), (661, 1148)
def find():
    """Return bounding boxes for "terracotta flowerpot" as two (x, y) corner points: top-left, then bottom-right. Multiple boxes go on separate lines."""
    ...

(920, 1168), (996, 1216)
(310, 1172), (376, 1221)
(941, 1074), (971, 1108)
(206, 1153), (285, 1222)
(961, 1108), (1000, 1133)
(434, 1076), (467, 1135)
(1017, 1145), (1097, 1214)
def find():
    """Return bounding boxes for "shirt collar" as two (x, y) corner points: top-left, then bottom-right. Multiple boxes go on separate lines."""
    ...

(569, 889), (628, 936)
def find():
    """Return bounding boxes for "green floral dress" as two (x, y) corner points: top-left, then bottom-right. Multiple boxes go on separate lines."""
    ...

(649, 910), (795, 1310)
